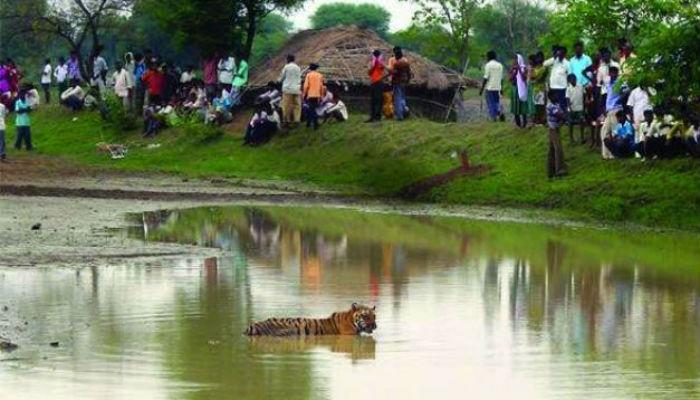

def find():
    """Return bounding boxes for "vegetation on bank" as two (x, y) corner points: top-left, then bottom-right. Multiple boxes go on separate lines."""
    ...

(4, 105), (700, 230)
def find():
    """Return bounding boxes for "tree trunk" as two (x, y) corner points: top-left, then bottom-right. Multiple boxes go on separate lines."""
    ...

(243, 11), (257, 60)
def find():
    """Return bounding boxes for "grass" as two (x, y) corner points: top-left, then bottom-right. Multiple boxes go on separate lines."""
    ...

(4, 104), (700, 230)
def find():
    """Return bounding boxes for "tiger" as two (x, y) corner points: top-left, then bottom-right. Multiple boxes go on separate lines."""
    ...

(244, 303), (377, 336)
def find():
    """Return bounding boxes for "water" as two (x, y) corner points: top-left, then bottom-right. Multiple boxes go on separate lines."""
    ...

(2, 205), (700, 399)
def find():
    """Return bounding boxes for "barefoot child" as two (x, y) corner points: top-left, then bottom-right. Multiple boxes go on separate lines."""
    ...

(566, 73), (586, 144)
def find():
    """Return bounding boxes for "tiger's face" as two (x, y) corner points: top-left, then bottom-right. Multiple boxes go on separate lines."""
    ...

(351, 303), (377, 334)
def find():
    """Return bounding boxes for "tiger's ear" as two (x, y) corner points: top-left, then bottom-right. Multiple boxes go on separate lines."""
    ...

(351, 302), (358, 311)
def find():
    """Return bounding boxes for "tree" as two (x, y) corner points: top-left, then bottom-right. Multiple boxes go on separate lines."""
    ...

(1, 0), (135, 80)
(405, 0), (484, 69)
(472, 0), (549, 59)
(142, 0), (305, 60)
(249, 13), (293, 65)
(310, 3), (391, 37)
(391, 24), (461, 69)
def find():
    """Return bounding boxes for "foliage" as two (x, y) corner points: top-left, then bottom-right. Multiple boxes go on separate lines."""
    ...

(472, 0), (549, 60)
(405, 0), (484, 69)
(249, 13), (294, 66)
(103, 93), (138, 133)
(180, 116), (225, 144)
(310, 3), (391, 37)
(391, 23), (462, 70)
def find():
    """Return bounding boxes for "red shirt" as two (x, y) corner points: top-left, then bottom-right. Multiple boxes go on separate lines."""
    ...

(142, 69), (166, 96)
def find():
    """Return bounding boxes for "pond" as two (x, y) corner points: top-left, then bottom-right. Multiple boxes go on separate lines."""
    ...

(2, 204), (700, 399)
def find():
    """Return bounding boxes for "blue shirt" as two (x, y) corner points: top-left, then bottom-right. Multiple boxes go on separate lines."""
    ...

(605, 80), (622, 112)
(134, 62), (146, 82)
(615, 121), (635, 146)
(568, 54), (592, 86)
(14, 99), (31, 127)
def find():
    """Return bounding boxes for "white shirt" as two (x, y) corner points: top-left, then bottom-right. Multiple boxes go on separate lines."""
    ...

(566, 84), (585, 112)
(597, 60), (620, 94)
(54, 64), (68, 83)
(0, 103), (6, 131)
(627, 87), (651, 125)
(278, 62), (302, 94)
(483, 60), (503, 91)
(218, 57), (236, 84)
(180, 71), (194, 84)
(61, 85), (86, 101)
(112, 69), (132, 97)
(543, 57), (570, 89)
(41, 64), (53, 84)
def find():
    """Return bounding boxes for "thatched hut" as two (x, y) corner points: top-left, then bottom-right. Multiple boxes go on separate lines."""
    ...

(249, 26), (477, 120)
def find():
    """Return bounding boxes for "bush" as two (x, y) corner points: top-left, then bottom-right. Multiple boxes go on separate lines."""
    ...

(179, 115), (224, 144)
(103, 93), (138, 133)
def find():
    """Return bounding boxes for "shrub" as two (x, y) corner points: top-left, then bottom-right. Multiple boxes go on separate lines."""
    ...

(103, 93), (138, 134)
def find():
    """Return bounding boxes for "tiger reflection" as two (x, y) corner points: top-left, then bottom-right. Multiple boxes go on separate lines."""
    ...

(248, 335), (376, 360)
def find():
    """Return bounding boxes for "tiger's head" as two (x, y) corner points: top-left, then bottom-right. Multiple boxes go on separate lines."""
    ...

(350, 303), (377, 334)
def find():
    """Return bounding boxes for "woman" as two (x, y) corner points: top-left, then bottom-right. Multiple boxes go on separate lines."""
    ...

(509, 53), (531, 128)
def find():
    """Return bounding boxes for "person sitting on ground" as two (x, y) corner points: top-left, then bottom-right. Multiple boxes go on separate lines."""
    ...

(661, 113), (686, 158)
(566, 73), (586, 144)
(634, 109), (660, 160)
(546, 90), (567, 178)
(302, 63), (324, 130)
(143, 103), (165, 137)
(686, 119), (700, 158)
(244, 100), (280, 146)
(60, 79), (86, 111)
(316, 90), (348, 123)
(604, 110), (635, 158)
(258, 81), (282, 110)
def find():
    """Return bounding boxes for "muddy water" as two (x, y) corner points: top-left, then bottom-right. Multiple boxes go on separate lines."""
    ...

(2, 205), (700, 399)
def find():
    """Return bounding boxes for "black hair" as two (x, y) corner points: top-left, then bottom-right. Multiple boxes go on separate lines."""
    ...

(58, 56), (65, 64)
(609, 66), (619, 75)
(309, 63), (319, 71)
(616, 110), (627, 119)
(373, 49), (381, 57)
(287, 54), (295, 63)
(643, 109), (655, 117)
(599, 47), (611, 55)
(486, 50), (497, 61)
(45, 58), (51, 64)
(547, 90), (558, 103)
(393, 46), (403, 59)
(567, 73), (577, 83)
(574, 41), (584, 48)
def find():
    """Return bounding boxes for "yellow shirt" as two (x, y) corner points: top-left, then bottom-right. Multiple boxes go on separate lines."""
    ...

(303, 71), (324, 99)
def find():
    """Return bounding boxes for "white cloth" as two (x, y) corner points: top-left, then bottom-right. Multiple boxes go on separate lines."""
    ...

(217, 57), (236, 84)
(180, 71), (194, 84)
(41, 64), (52, 84)
(54, 64), (68, 83)
(565, 84), (585, 112)
(112, 69), (132, 98)
(278, 63), (302, 94)
(483, 60), (503, 91)
(543, 57), (570, 90)
(597, 60), (620, 94)
(627, 87), (651, 125)
(61, 86), (86, 101)
(0, 103), (6, 131)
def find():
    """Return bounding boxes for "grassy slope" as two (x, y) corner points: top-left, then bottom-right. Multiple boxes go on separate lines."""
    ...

(5, 105), (700, 230)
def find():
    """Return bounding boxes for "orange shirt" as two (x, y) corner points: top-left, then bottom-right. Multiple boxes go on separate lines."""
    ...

(303, 71), (324, 99)
(369, 58), (385, 83)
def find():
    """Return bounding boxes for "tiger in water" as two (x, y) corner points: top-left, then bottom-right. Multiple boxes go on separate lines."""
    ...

(245, 303), (377, 336)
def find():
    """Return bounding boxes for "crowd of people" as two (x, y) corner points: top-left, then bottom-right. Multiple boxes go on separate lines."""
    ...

(479, 39), (700, 178)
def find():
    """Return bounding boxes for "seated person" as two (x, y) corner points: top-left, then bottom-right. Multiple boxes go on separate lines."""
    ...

(316, 90), (348, 123)
(604, 110), (635, 158)
(660, 114), (686, 158)
(60, 79), (86, 111)
(244, 101), (280, 146)
(686, 119), (700, 158)
(143, 103), (165, 137)
(257, 81), (281, 110)
(634, 109), (664, 159)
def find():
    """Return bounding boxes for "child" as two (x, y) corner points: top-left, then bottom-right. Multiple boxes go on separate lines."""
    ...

(0, 101), (6, 161)
(565, 73), (586, 144)
(634, 109), (660, 159)
(686, 119), (700, 158)
(54, 57), (69, 96)
(546, 90), (567, 178)
(603, 110), (635, 158)
(14, 90), (33, 151)
(40, 58), (52, 104)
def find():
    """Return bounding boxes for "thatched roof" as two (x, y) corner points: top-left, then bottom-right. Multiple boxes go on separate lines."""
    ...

(250, 26), (470, 91)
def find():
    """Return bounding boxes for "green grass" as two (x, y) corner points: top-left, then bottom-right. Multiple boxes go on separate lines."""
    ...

(5, 105), (700, 230)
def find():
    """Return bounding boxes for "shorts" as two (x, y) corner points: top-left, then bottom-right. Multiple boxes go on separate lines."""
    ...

(568, 111), (584, 125)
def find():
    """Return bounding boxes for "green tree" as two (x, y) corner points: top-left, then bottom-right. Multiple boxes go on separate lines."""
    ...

(250, 13), (293, 65)
(310, 3), (391, 37)
(405, 0), (484, 69)
(391, 23), (461, 69)
(472, 0), (549, 59)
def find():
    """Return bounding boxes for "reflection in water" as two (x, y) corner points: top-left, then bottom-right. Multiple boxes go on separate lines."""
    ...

(2, 205), (700, 399)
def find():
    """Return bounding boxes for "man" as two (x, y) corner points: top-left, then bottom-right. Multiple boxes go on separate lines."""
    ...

(604, 110), (635, 158)
(303, 63), (324, 130)
(133, 53), (147, 110)
(60, 79), (86, 111)
(479, 50), (504, 122)
(14, 89), (33, 151)
(91, 46), (109, 96)
(366, 49), (385, 122)
(54, 57), (69, 96)
(0, 101), (6, 162)
(546, 90), (567, 178)
(626, 85), (651, 131)
(543, 46), (570, 110)
(141, 63), (166, 106)
(599, 66), (624, 159)
(112, 61), (132, 109)
(203, 54), (219, 101)
(67, 51), (82, 82)
(218, 51), (236, 90)
(278, 54), (302, 128)
(568, 41), (592, 87)
(40, 58), (52, 104)
(231, 54), (249, 106)
(389, 46), (411, 121)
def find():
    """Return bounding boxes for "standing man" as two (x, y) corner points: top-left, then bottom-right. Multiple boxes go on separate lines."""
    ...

(479, 50), (504, 122)
(600, 66), (623, 159)
(278, 54), (302, 129)
(133, 53), (147, 110)
(14, 89), (33, 152)
(366, 49), (385, 123)
(303, 63), (324, 130)
(218, 51), (236, 91)
(113, 61), (132, 109)
(67, 51), (82, 82)
(389, 46), (411, 121)
(568, 41), (592, 87)
(543, 46), (570, 110)
(203, 54), (219, 101)
(54, 57), (69, 97)
(40, 58), (53, 104)
(91, 46), (109, 97)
